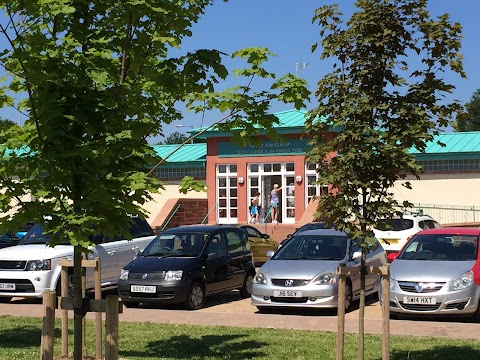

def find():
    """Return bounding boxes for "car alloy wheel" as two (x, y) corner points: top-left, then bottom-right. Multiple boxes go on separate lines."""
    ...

(185, 282), (205, 310)
(239, 272), (254, 298)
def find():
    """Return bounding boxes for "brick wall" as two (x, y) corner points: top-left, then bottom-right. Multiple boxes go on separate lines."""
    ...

(153, 198), (209, 233)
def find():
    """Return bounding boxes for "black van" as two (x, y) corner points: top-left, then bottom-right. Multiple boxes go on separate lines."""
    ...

(117, 225), (255, 310)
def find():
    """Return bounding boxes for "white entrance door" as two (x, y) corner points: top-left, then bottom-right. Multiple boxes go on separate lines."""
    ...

(247, 162), (296, 224)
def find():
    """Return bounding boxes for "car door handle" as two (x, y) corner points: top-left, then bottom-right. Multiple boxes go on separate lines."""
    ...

(108, 251), (116, 255)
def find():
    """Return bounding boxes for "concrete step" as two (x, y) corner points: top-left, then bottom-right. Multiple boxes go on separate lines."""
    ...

(252, 224), (298, 243)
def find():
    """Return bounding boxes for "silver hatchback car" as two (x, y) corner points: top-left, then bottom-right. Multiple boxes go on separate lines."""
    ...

(251, 229), (387, 312)
(388, 227), (480, 321)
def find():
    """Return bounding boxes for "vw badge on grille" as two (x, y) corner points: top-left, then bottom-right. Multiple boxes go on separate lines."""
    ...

(142, 273), (148, 280)
(415, 283), (423, 293)
(285, 279), (294, 287)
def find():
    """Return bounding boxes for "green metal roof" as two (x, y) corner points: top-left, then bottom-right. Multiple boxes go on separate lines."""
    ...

(151, 143), (206, 164)
(193, 109), (333, 138)
(413, 132), (480, 153)
(153, 114), (480, 164)
(410, 132), (480, 160)
(271, 108), (310, 127)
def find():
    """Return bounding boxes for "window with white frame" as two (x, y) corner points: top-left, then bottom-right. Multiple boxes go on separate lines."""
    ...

(217, 164), (238, 221)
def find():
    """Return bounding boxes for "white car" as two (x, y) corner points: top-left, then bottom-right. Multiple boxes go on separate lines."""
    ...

(372, 214), (441, 254)
(0, 217), (156, 301)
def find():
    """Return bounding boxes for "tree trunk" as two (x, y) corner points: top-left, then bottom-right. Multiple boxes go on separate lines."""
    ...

(73, 247), (84, 360)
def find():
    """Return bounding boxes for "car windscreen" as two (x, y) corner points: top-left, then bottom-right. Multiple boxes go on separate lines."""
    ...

(18, 224), (52, 245)
(375, 219), (414, 231)
(142, 232), (209, 257)
(272, 234), (348, 260)
(397, 234), (479, 261)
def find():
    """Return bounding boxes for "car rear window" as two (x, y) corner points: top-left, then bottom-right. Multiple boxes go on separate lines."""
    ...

(293, 222), (327, 235)
(375, 219), (414, 231)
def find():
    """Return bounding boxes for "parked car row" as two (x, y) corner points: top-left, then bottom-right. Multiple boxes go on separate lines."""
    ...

(3, 214), (478, 322)
(0, 221), (269, 309)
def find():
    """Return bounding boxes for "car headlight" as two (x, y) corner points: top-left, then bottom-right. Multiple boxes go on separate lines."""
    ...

(389, 277), (395, 290)
(254, 272), (267, 285)
(26, 260), (51, 271)
(165, 270), (183, 281)
(448, 270), (473, 291)
(119, 269), (129, 280)
(312, 272), (336, 285)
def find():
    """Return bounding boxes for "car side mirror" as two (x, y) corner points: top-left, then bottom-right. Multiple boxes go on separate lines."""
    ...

(208, 252), (217, 260)
(352, 250), (362, 259)
(11, 236), (20, 245)
(262, 234), (270, 239)
(266, 250), (275, 258)
(287, 234), (292, 239)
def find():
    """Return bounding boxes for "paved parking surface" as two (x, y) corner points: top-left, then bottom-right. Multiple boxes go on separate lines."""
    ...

(1, 292), (480, 340)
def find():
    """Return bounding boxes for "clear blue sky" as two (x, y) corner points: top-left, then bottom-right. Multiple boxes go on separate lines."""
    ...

(157, 0), (480, 143)
(1, 1), (479, 143)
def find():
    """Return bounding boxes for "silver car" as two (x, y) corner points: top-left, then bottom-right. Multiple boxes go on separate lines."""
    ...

(251, 229), (387, 312)
(388, 227), (480, 321)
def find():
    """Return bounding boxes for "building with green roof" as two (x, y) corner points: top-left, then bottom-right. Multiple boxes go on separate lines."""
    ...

(153, 109), (480, 226)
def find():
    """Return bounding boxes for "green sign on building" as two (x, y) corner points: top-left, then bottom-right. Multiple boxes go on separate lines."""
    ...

(218, 139), (308, 157)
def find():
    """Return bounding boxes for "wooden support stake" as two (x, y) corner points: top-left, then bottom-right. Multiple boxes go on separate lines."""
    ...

(95, 257), (102, 360)
(40, 291), (56, 360)
(336, 263), (346, 360)
(105, 295), (119, 360)
(381, 265), (390, 360)
(61, 266), (69, 357)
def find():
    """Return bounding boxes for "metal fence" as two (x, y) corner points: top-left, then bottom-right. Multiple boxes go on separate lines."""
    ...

(404, 203), (480, 225)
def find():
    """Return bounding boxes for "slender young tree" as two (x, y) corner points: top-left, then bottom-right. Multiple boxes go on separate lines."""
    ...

(306, 1), (464, 358)
(0, 1), (309, 359)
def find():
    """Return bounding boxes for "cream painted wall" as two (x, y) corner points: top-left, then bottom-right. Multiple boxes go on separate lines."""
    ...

(142, 184), (207, 225)
(392, 173), (480, 224)
(392, 173), (480, 206)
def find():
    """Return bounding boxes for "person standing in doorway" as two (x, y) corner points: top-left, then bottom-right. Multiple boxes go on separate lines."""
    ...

(270, 184), (282, 224)
(249, 192), (260, 224)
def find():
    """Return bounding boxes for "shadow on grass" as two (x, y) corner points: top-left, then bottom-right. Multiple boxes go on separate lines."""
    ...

(0, 325), (62, 348)
(392, 344), (480, 360)
(120, 334), (267, 359)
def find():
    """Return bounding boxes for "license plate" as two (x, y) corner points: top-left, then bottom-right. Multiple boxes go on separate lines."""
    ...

(274, 290), (301, 297)
(380, 238), (399, 244)
(0, 283), (15, 291)
(403, 296), (436, 305)
(131, 285), (156, 293)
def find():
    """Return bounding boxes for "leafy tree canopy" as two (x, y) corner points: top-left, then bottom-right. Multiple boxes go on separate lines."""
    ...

(0, 2), (309, 358)
(0, 117), (16, 143)
(307, 0), (464, 239)
(161, 131), (188, 145)
(454, 88), (480, 131)
(0, 1), (309, 248)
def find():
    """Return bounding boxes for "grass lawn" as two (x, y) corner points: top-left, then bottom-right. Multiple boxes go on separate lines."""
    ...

(0, 315), (479, 359)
